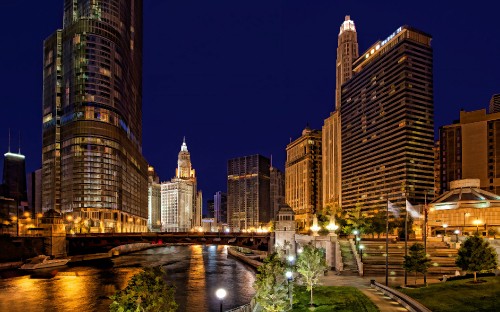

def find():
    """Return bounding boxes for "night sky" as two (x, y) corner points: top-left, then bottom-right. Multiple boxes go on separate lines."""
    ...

(0, 1), (499, 213)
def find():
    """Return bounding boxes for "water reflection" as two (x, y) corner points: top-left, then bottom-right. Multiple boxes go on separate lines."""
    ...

(0, 245), (256, 312)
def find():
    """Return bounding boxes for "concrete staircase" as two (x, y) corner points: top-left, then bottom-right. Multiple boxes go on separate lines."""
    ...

(339, 239), (359, 276)
(361, 240), (461, 277)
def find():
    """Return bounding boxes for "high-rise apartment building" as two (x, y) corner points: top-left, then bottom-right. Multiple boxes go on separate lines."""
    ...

(340, 26), (434, 212)
(323, 16), (359, 210)
(147, 166), (161, 231)
(489, 94), (500, 114)
(285, 127), (322, 230)
(440, 109), (500, 195)
(270, 166), (285, 220)
(42, 0), (148, 232)
(207, 199), (215, 218)
(161, 139), (201, 232)
(433, 141), (440, 196)
(227, 155), (271, 231)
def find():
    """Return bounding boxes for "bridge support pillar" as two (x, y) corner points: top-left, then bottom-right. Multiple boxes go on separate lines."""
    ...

(41, 210), (67, 257)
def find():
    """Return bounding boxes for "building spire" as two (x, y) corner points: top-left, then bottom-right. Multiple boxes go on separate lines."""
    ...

(181, 136), (188, 152)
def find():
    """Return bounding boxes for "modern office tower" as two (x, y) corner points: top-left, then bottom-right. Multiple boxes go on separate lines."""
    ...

(147, 166), (161, 231)
(440, 109), (500, 195)
(323, 16), (359, 210)
(340, 26), (434, 212)
(335, 15), (359, 110)
(214, 191), (227, 225)
(161, 139), (200, 232)
(27, 169), (43, 216)
(41, 0), (148, 233)
(270, 166), (285, 220)
(227, 155), (271, 231)
(285, 126), (323, 230)
(195, 190), (202, 228)
(2, 150), (27, 206)
(434, 141), (441, 196)
(207, 199), (215, 218)
(489, 94), (500, 114)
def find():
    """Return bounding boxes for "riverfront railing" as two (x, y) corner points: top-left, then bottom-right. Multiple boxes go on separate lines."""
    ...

(370, 280), (431, 312)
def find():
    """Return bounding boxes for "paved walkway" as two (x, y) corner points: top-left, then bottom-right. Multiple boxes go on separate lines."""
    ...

(319, 272), (440, 312)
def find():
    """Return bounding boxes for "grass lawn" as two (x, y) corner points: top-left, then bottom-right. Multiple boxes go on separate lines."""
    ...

(399, 276), (500, 312)
(291, 286), (379, 312)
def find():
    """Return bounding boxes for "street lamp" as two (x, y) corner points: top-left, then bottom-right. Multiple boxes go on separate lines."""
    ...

(215, 288), (227, 312)
(473, 219), (482, 235)
(359, 245), (364, 262)
(443, 223), (448, 237)
(454, 229), (460, 242)
(353, 229), (359, 249)
(286, 271), (293, 308)
(287, 255), (295, 265)
(326, 215), (339, 235)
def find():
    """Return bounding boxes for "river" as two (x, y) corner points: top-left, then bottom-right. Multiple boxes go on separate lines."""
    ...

(0, 245), (256, 312)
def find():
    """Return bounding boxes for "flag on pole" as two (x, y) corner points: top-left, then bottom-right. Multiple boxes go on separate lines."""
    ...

(406, 199), (421, 218)
(387, 201), (400, 218)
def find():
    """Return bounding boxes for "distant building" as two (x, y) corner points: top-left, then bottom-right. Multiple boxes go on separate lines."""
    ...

(440, 109), (500, 195)
(227, 155), (271, 231)
(147, 166), (162, 232)
(489, 94), (500, 114)
(27, 169), (42, 216)
(285, 126), (322, 230)
(270, 166), (285, 220)
(207, 199), (215, 219)
(214, 191), (227, 225)
(2, 150), (27, 205)
(340, 26), (434, 212)
(161, 139), (201, 232)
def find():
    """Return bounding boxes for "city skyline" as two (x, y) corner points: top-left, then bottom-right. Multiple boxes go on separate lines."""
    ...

(1, 1), (499, 212)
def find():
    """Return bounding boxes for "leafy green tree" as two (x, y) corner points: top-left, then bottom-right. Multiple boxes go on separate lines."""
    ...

(109, 266), (177, 312)
(296, 243), (327, 307)
(371, 211), (387, 239)
(253, 252), (290, 312)
(456, 235), (499, 283)
(403, 243), (431, 285)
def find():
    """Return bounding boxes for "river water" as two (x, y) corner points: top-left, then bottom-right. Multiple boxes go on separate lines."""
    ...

(0, 245), (256, 312)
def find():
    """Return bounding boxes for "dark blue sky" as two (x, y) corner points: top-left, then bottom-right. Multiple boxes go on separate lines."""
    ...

(0, 1), (499, 211)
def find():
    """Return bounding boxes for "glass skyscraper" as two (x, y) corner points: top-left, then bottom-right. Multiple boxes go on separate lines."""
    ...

(42, 0), (148, 233)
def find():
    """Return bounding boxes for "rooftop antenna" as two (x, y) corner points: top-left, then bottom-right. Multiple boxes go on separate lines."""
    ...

(270, 154), (273, 168)
(8, 128), (11, 153)
(18, 131), (21, 154)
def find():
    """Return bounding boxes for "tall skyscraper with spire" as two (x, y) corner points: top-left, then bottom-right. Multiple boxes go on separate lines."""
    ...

(41, 0), (148, 232)
(2, 131), (27, 206)
(322, 16), (359, 211)
(161, 138), (202, 232)
(335, 15), (359, 110)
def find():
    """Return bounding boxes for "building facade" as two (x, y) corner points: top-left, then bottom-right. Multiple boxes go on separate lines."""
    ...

(42, 0), (148, 233)
(160, 139), (201, 232)
(270, 166), (285, 220)
(285, 127), (322, 230)
(27, 169), (43, 217)
(433, 141), (441, 196)
(227, 155), (271, 231)
(2, 151), (27, 206)
(147, 166), (161, 231)
(340, 26), (434, 212)
(440, 109), (500, 195)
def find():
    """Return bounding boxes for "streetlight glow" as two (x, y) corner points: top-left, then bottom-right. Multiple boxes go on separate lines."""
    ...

(215, 288), (226, 300)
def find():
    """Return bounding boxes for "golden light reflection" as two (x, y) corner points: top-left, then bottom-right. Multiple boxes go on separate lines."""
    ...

(187, 245), (207, 305)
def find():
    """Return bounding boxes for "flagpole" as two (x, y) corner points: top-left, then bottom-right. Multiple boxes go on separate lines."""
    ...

(385, 194), (389, 286)
(404, 197), (408, 286)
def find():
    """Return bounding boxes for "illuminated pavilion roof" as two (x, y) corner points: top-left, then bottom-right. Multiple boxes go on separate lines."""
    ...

(430, 179), (500, 210)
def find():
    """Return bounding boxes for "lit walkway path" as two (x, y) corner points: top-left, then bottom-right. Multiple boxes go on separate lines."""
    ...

(320, 272), (412, 312)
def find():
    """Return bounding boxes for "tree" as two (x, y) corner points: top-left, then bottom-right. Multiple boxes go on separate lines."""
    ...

(295, 243), (327, 307)
(253, 252), (290, 312)
(371, 211), (387, 239)
(109, 266), (177, 312)
(455, 235), (498, 283)
(403, 243), (431, 285)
